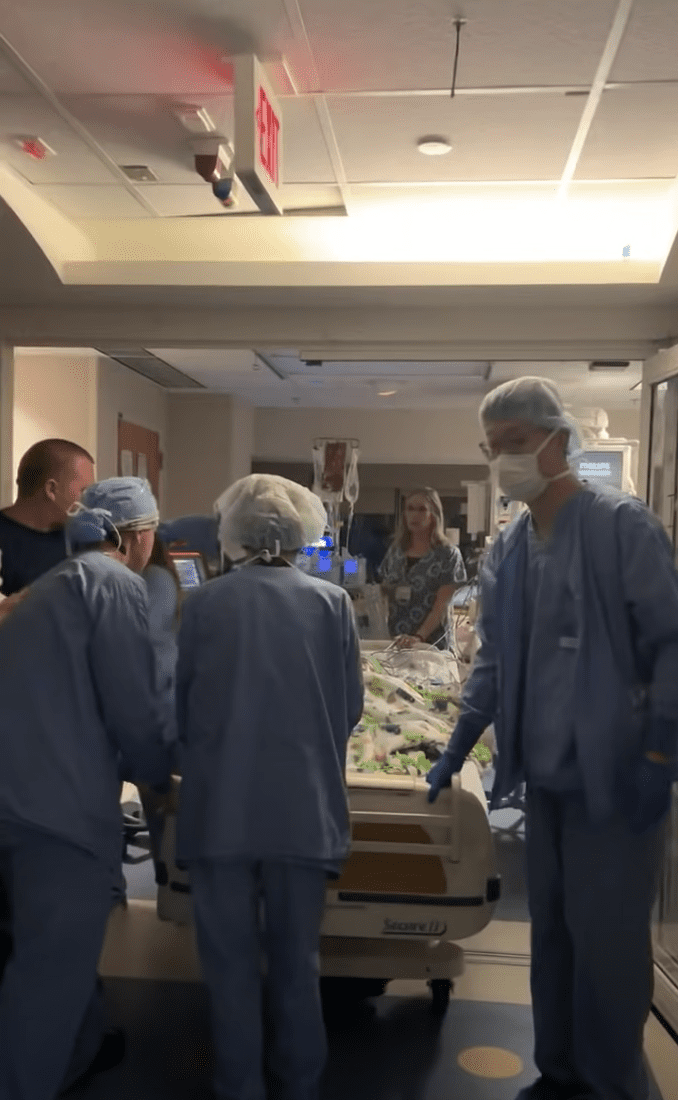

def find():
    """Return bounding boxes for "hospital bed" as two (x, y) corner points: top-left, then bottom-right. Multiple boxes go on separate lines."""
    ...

(149, 748), (499, 1013)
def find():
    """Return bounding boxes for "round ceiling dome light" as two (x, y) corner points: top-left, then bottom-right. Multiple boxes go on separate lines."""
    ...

(417, 136), (452, 156)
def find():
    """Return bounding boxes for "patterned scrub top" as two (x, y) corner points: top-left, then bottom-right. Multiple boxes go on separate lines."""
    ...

(380, 542), (467, 645)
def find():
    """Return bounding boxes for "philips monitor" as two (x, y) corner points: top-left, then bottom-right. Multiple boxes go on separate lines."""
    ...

(574, 451), (624, 490)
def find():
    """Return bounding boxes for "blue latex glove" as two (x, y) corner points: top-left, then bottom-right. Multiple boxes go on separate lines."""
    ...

(426, 751), (465, 803)
(627, 758), (674, 834)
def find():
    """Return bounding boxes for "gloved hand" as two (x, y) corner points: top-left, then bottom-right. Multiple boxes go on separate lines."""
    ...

(426, 751), (465, 803)
(626, 757), (674, 834)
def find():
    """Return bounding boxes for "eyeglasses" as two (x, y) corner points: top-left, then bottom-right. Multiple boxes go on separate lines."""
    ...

(479, 430), (542, 461)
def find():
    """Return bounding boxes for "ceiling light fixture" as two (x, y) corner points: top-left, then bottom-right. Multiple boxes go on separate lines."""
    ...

(417, 137), (453, 156)
(378, 390), (398, 397)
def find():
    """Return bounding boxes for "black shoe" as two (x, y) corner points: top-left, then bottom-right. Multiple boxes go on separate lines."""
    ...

(60, 1029), (126, 1094)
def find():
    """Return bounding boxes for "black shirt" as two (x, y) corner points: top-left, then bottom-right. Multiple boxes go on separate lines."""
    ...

(0, 512), (67, 595)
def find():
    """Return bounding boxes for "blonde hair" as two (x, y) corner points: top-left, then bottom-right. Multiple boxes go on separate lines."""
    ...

(391, 487), (448, 553)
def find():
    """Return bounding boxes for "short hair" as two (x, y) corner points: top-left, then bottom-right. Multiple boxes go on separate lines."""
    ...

(17, 439), (94, 499)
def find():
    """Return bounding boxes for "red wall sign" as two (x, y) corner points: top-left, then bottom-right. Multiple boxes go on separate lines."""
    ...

(256, 86), (280, 187)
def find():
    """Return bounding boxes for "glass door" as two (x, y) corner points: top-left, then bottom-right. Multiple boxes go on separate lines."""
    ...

(646, 375), (678, 1030)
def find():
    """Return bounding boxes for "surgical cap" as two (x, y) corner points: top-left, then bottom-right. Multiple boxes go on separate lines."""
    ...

(215, 474), (327, 559)
(66, 477), (159, 551)
(479, 377), (581, 456)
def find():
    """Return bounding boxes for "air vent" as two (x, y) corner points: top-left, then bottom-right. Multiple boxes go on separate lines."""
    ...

(588, 360), (631, 371)
(97, 349), (204, 389)
(120, 165), (158, 182)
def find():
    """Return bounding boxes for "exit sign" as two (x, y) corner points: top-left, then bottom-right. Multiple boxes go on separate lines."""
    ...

(257, 85), (280, 186)
(234, 55), (283, 215)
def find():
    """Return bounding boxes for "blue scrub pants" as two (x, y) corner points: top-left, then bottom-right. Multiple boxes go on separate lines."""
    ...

(522, 789), (664, 1100)
(190, 860), (328, 1100)
(0, 824), (115, 1100)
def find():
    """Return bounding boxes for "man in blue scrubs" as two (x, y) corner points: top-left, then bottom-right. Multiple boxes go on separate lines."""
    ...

(427, 378), (678, 1100)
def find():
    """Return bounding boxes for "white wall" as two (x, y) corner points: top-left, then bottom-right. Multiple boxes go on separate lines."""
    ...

(607, 407), (641, 441)
(96, 356), (169, 504)
(254, 405), (643, 466)
(12, 351), (98, 490)
(165, 394), (253, 517)
(254, 408), (485, 465)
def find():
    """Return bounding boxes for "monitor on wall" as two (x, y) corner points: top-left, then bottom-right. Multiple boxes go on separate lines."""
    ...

(573, 450), (625, 490)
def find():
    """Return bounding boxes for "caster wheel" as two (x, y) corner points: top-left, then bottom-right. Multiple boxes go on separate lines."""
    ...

(429, 979), (452, 1015)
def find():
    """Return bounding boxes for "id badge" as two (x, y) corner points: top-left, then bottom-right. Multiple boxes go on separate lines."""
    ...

(395, 585), (412, 604)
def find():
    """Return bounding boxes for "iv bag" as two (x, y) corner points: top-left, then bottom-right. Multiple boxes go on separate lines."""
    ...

(344, 447), (360, 506)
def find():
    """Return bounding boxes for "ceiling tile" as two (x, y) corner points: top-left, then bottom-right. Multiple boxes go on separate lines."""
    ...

(137, 183), (259, 217)
(0, 94), (117, 183)
(328, 94), (585, 182)
(63, 95), (235, 185)
(280, 98), (335, 183)
(33, 184), (152, 219)
(281, 183), (344, 211)
(575, 86), (678, 179)
(0, 58), (32, 94)
(301, 0), (620, 92)
(610, 0), (678, 82)
(0, 0), (287, 95)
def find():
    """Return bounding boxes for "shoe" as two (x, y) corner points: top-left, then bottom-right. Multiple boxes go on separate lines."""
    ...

(60, 1028), (126, 1094)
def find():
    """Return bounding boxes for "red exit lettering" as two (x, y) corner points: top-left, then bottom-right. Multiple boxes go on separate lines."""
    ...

(256, 86), (280, 187)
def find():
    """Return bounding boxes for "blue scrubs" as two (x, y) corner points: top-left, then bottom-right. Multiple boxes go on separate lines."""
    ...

(0, 551), (173, 1100)
(177, 563), (364, 1100)
(445, 486), (678, 1100)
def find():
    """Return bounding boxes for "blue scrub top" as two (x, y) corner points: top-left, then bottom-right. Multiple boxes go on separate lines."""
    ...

(522, 497), (584, 791)
(0, 552), (174, 863)
(176, 564), (364, 873)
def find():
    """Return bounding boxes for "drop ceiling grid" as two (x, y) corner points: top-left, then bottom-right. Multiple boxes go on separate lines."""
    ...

(327, 94), (587, 183)
(610, 0), (678, 82)
(299, 0), (621, 92)
(0, 94), (117, 184)
(575, 85), (678, 179)
(60, 94), (235, 187)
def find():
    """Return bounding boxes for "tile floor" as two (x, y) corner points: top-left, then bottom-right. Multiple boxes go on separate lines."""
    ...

(90, 806), (677, 1100)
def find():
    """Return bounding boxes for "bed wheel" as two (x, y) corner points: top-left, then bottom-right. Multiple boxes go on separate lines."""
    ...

(429, 979), (452, 1014)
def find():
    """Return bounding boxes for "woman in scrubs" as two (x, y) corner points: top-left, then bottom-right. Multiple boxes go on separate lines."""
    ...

(176, 474), (364, 1100)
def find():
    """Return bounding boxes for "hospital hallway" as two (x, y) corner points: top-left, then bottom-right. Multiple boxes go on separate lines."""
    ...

(74, 802), (677, 1100)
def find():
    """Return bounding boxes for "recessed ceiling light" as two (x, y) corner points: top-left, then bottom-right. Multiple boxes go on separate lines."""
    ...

(378, 390), (397, 397)
(417, 137), (452, 156)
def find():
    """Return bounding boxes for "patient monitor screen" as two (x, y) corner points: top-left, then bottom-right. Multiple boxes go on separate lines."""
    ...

(171, 555), (205, 590)
(574, 450), (624, 490)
